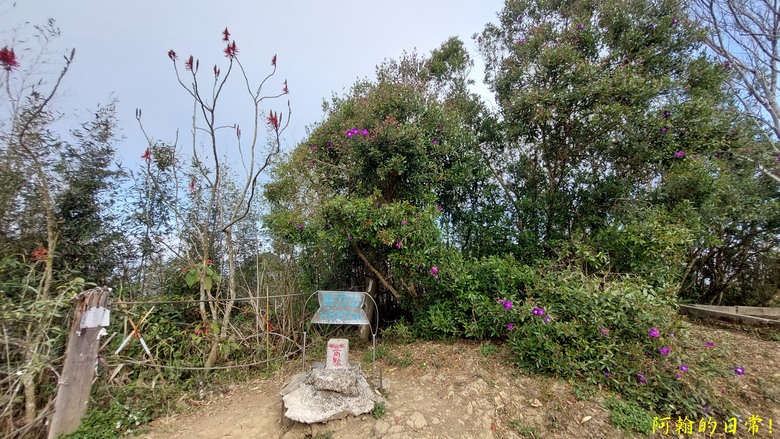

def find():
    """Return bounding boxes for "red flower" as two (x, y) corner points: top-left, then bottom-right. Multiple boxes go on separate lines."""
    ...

(30, 246), (48, 262)
(267, 110), (280, 129)
(189, 178), (196, 191)
(271, 54), (277, 66)
(167, 49), (177, 61)
(282, 79), (288, 94)
(213, 64), (220, 78)
(222, 27), (230, 42)
(224, 41), (238, 58)
(0, 46), (20, 71)
(185, 55), (194, 71)
(141, 149), (151, 162)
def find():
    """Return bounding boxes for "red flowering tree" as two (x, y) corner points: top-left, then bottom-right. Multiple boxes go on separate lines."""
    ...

(136, 28), (290, 368)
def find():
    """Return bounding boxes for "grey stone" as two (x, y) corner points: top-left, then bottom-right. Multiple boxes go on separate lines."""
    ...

(308, 368), (359, 396)
(281, 365), (385, 424)
(374, 419), (391, 437)
(280, 372), (308, 397)
(407, 412), (427, 430)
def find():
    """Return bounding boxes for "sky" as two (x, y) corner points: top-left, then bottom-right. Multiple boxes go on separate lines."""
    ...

(2, 0), (504, 170)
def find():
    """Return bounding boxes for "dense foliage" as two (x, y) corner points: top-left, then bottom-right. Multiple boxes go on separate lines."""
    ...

(2, 0), (779, 435)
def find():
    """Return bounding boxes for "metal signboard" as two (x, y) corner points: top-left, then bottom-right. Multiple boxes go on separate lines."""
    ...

(310, 291), (369, 325)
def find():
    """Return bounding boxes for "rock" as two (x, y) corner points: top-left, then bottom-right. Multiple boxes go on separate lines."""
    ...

(308, 368), (359, 396)
(372, 377), (391, 392)
(407, 412), (427, 430)
(388, 423), (405, 434)
(374, 419), (391, 437)
(280, 373), (308, 397)
(281, 365), (385, 424)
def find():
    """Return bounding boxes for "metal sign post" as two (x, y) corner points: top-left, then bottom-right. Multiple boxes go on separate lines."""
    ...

(302, 290), (379, 380)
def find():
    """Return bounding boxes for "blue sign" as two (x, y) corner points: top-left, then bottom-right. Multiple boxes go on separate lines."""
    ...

(311, 291), (369, 325)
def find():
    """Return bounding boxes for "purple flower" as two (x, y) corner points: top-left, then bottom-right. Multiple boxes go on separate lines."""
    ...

(649, 328), (660, 339)
(679, 365), (689, 372)
(544, 316), (551, 323)
(503, 301), (513, 310)
(663, 110), (671, 119)
(310, 144), (318, 150)
(327, 141), (333, 149)
(531, 307), (545, 316)
(519, 37), (526, 45)
(604, 370), (611, 378)
(776, 155), (780, 162)
(675, 372), (682, 379)
(433, 138), (439, 145)
(660, 126), (670, 134)
(498, 298), (506, 305)
(361, 129), (369, 136)
(650, 23), (657, 30)
(436, 205), (442, 212)
(734, 366), (745, 375)
(669, 333), (675, 338)
(394, 241), (402, 249)
(705, 341), (715, 348)
(507, 323), (515, 331)
(348, 235), (353, 241)
(297, 223), (303, 231)
(401, 220), (407, 225)
(715, 151), (723, 158)
(723, 60), (731, 69)
(659, 346), (671, 355)
(430, 266), (439, 279)
(438, 124), (444, 131)
(638, 373), (647, 384)
(672, 17), (679, 24)
(600, 328), (610, 335)
(674, 151), (686, 158)
(578, 23), (584, 30)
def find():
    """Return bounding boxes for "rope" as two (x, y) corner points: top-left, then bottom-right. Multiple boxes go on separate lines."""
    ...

(110, 348), (300, 371)
(107, 332), (302, 371)
(113, 292), (307, 306)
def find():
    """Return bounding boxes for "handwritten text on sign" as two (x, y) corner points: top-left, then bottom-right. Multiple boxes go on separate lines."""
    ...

(311, 291), (369, 325)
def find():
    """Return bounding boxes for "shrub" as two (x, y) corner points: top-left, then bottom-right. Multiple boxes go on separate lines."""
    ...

(502, 269), (721, 417)
(411, 254), (536, 339)
(604, 397), (654, 434)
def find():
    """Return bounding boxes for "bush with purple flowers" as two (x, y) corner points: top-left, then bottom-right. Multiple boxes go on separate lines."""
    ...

(499, 269), (724, 417)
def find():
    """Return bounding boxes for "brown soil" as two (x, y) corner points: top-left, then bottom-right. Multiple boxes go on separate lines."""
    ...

(138, 323), (779, 439)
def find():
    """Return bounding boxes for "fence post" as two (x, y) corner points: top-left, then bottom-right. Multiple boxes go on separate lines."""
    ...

(48, 287), (111, 439)
(359, 278), (375, 342)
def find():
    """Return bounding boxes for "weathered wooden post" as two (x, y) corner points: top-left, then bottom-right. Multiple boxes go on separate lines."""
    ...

(48, 287), (111, 439)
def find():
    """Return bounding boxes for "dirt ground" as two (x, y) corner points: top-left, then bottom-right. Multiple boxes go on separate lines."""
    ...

(139, 322), (779, 439)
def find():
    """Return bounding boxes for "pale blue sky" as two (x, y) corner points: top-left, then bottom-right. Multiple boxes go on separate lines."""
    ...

(3, 1), (503, 168)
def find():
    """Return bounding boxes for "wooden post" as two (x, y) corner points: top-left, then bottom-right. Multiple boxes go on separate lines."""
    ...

(359, 278), (376, 342)
(48, 287), (111, 439)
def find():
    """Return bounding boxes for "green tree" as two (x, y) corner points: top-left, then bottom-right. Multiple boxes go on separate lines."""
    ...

(265, 40), (492, 308)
